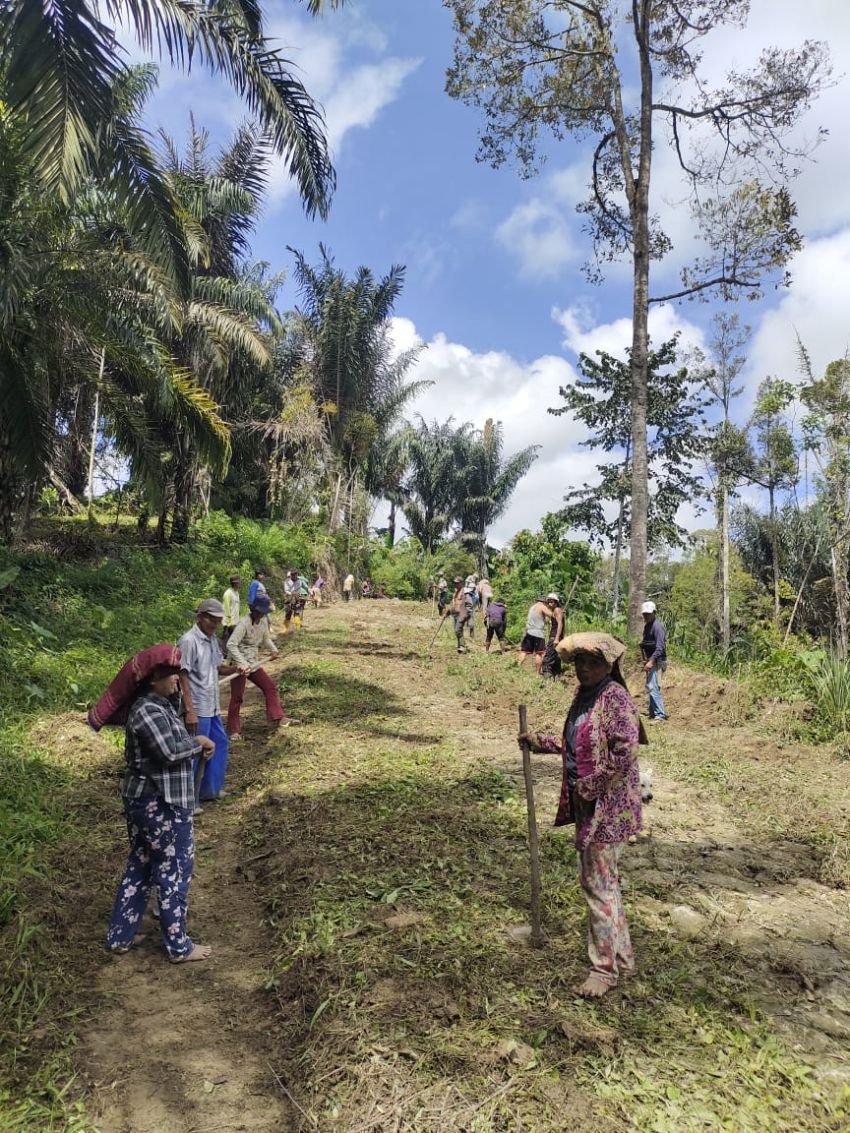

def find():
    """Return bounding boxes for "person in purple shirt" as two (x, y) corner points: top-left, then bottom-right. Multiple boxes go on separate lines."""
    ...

(484, 598), (507, 654)
(640, 601), (668, 721)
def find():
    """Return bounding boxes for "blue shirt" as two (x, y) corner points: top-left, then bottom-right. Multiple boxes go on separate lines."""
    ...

(641, 618), (667, 664)
(248, 579), (267, 606)
(178, 623), (223, 717)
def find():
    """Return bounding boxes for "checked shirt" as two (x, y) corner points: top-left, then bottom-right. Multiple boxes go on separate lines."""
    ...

(122, 693), (202, 811)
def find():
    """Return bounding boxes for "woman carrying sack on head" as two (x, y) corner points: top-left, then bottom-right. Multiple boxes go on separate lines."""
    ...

(519, 632), (646, 997)
(91, 644), (215, 963)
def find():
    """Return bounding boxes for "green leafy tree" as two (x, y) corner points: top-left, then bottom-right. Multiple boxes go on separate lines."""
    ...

(155, 120), (280, 542)
(285, 247), (426, 536)
(491, 513), (601, 639)
(799, 350), (850, 658)
(731, 499), (832, 642)
(550, 336), (708, 614)
(669, 530), (765, 654)
(0, 78), (229, 543)
(400, 418), (471, 552)
(0, 0), (340, 269)
(446, 0), (830, 634)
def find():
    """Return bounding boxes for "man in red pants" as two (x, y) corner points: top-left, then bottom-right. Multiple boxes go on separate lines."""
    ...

(225, 593), (294, 739)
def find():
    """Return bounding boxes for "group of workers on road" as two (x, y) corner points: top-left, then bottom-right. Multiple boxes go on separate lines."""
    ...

(439, 573), (669, 724)
(90, 565), (324, 964)
(89, 559), (666, 993)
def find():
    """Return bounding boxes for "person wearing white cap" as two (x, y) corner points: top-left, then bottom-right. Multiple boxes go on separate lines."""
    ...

(640, 601), (668, 721)
(179, 599), (247, 803)
(519, 593), (563, 672)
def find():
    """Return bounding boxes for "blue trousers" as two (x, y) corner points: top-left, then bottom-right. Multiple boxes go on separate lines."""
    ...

(106, 797), (195, 959)
(646, 665), (667, 719)
(195, 714), (229, 800)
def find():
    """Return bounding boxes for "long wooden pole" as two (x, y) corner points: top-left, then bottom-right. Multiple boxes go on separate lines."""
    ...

(518, 704), (543, 948)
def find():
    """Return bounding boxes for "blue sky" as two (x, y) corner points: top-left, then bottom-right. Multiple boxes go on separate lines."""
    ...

(137, 0), (850, 545)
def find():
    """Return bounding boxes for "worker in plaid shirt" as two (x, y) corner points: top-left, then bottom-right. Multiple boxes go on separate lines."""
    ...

(105, 656), (215, 963)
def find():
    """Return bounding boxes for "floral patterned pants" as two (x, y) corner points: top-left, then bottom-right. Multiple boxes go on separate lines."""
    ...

(106, 797), (195, 959)
(578, 841), (634, 986)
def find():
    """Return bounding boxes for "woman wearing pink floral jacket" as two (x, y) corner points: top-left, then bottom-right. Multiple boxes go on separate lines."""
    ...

(520, 632), (645, 998)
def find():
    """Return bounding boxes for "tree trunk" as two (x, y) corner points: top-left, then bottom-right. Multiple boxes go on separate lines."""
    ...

(830, 479), (849, 659)
(768, 483), (781, 628)
(87, 371), (101, 523)
(387, 499), (396, 547)
(0, 431), (19, 544)
(328, 469), (344, 533)
(611, 445), (630, 618)
(719, 484), (731, 653)
(171, 435), (193, 544)
(626, 1), (653, 639)
(157, 491), (170, 546)
(66, 385), (94, 498)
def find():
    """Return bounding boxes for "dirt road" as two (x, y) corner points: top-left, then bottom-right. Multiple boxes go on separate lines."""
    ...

(75, 601), (850, 1133)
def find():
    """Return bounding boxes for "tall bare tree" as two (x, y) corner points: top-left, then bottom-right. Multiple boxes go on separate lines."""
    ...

(445, 0), (830, 633)
(695, 313), (752, 653)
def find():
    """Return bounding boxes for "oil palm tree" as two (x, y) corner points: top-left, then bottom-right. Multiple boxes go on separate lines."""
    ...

(154, 119), (280, 540)
(286, 246), (426, 531)
(458, 419), (539, 574)
(0, 0), (342, 286)
(399, 418), (471, 552)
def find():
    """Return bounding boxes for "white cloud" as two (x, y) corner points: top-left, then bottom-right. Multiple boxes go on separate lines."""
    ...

(388, 301), (721, 546)
(493, 0), (850, 291)
(553, 302), (707, 361)
(390, 317), (593, 544)
(495, 198), (576, 280)
(323, 57), (421, 152)
(747, 229), (850, 394)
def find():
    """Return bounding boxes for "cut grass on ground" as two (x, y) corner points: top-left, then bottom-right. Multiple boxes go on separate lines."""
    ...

(242, 606), (850, 1133)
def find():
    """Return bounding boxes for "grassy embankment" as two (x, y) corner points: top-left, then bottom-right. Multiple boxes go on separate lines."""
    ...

(0, 516), (306, 1131)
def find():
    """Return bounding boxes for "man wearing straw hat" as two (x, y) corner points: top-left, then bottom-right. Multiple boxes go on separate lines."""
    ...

(519, 631), (645, 998)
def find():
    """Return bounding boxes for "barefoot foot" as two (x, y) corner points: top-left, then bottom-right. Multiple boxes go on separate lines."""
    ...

(169, 943), (212, 964)
(574, 973), (614, 998)
(109, 932), (147, 955)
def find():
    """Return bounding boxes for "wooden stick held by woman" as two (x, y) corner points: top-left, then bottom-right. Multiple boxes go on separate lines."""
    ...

(518, 704), (544, 948)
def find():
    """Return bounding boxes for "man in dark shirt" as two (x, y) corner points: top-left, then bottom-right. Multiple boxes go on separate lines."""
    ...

(640, 600), (668, 721)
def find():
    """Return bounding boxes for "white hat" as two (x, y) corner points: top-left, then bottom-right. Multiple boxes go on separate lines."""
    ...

(641, 600), (657, 614)
(546, 592), (560, 603)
